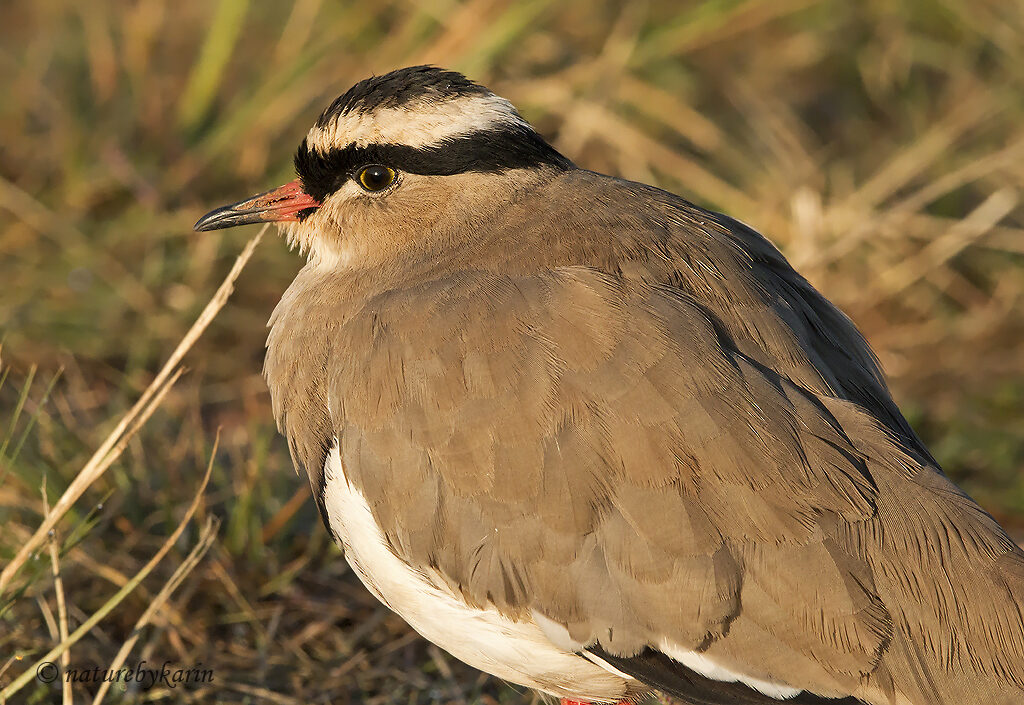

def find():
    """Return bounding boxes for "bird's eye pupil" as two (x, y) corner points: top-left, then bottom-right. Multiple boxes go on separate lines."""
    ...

(358, 165), (396, 192)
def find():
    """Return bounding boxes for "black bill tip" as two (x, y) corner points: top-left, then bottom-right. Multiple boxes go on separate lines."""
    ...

(193, 180), (320, 232)
(193, 203), (266, 232)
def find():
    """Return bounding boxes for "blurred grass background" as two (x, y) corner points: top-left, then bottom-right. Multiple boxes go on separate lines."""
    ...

(1, 0), (1023, 702)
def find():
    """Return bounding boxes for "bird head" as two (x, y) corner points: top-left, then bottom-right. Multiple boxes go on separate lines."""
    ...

(194, 66), (571, 267)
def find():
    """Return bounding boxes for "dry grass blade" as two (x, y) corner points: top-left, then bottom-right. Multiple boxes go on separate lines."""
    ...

(42, 483), (73, 705)
(222, 682), (306, 705)
(0, 226), (267, 594)
(90, 500), (220, 703)
(571, 98), (759, 216)
(842, 86), (995, 212)
(64, 547), (202, 643)
(872, 188), (1018, 303)
(0, 432), (219, 701)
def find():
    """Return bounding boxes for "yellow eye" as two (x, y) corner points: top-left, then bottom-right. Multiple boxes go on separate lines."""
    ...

(357, 165), (397, 192)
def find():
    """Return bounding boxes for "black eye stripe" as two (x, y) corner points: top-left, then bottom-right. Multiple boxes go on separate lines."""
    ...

(293, 126), (572, 202)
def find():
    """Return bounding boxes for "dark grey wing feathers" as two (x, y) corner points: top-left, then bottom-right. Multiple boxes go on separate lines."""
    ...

(586, 646), (868, 705)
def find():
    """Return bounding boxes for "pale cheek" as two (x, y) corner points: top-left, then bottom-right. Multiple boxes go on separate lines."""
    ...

(272, 215), (334, 264)
(287, 181), (464, 267)
(276, 221), (305, 251)
(297, 200), (369, 267)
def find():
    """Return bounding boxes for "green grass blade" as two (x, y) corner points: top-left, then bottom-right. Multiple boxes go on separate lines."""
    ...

(177, 0), (252, 131)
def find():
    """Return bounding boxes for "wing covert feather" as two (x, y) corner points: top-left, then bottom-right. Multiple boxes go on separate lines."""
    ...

(328, 267), (891, 690)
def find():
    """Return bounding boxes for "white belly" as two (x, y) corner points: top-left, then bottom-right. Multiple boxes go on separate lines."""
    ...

(320, 441), (633, 702)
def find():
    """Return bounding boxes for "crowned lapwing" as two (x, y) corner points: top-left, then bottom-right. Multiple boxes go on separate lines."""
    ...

(195, 66), (1024, 705)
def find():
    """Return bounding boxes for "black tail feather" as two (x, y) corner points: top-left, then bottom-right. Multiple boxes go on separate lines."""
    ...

(586, 646), (867, 705)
